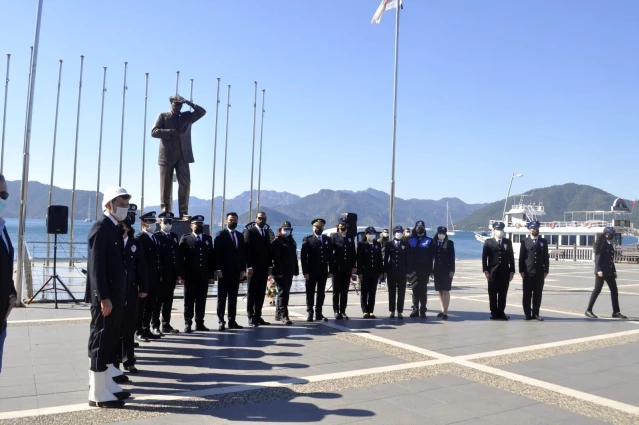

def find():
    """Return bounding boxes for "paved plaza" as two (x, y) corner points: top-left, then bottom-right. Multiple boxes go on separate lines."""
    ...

(2, 260), (639, 424)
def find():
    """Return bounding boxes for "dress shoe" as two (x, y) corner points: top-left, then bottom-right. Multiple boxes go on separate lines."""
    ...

(112, 374), (129, 384)
(218, 322), (226, 331)
(316, 313), (328, 322)
(228, 321), (243, 329)
(389, 312), (395, 318)
(145, 330), (160, 340)
(442, 314), (448, 320)
(533, 315), (544, 321)
(490, 315), (498, 320)
(161, 325), (180, 334)
(420, 312), (426, 318)
(124, 366), (138, 374)
(369, 314), (377, 319)
(150, 327), (164, 337)
(133, 342), (140, 348)
(257, 318), (270, 326)
(335, 312), (343, 320)
(524, 315), (533, 320)
(135, 333), (149, 343)
(342, 313), (349, 320)
(397, 313), (403, 319)
(306, 314), (314, 322)
(409, 311), (419, 318)
(184, 324), (193, 333)
(437, 312), (444, 318)
(195, 325), (210, 331)
(612, 312), (628, 319)
(363, 313), (370, 318)
(500, 315), (510, 321)
(248, 320), (259, 327)
(584, 311), (597, 319)
(282, 317), (293, 325)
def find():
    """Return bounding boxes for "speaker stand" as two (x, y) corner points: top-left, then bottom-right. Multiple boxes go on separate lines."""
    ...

(27, 233), (79, 308)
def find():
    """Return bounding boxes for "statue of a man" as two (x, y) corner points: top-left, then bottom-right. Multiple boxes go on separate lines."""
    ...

(151, 95), (206, 220)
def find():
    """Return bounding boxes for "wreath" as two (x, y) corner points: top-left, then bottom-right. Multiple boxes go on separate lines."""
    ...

(266, 276), (278, 305)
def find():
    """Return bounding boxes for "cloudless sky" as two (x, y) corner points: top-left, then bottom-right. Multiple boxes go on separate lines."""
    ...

(0, 0), (637, 209)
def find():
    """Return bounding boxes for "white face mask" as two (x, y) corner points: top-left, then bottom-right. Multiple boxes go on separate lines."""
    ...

(367, 234), (375, 242)
(161, 223), (172, 233)
(495, 230), (505, 239)
(0, 198), (6, 216)
(111, 203), (128, 221)
(438, 234), (445, 241)
(394, 232), (403, 240)
(382, 232), (388, 237)
(282, 229), (291, 236)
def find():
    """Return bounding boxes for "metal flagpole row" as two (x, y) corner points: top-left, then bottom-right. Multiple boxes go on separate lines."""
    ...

(209, 77), (221, 233)
(249, 81), (258, 219)
(221, 85), (231, 224)
(140, 72), (149, 215)
(118, 61), (128, 186)
(189, 78), (194, 110)
(68, 55), (84, 266)
(388, 2), (401, 233)
(175, 70), (179, 95)
(16, 0), (44, 306)
(46, 60), (63, 261)
(0, 54), (10, 174)
(256, 89), (265, 212)
(95, 66), (107, 220)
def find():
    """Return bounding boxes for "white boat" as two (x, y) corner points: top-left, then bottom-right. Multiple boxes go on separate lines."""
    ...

(84, 199), (92, 223)
(446, 201), (456, 236)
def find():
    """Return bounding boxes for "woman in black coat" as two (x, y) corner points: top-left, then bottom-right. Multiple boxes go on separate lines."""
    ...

(357, 227), (385, 318)
(271, 221), (299, 325)
(431, 226), (455, 320)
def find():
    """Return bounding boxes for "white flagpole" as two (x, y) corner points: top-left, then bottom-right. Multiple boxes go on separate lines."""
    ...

(118, 61), (128, 186)
(0, 54), (10, 173)
(68, 55), (85, 266)
(221, 84), (231, 224)
(95, 66), (107, 220)
(256, 89), (266, 212)
(249, 81), (257, 219)
(15, 0), (43, 306)
(388, 2), (400, 232)
(46, 60), (63, 261)
(209, 77), (221, 233)
(140, 72), (149, 215)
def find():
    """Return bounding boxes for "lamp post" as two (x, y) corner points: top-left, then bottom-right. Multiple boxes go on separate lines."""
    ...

(502, 173), (523, 222)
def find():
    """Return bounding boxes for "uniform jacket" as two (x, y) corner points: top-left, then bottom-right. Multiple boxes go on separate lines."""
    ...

(301, 234), (332, 277)
(136, 231), (162, 288)
(123, 236), (148, 295)
(214, 229), (246, 279)
(271, 235), (299, 277)
(180, 233), (215, 282)
(594, 241), (616, 276)
(85, 215), (127, 307)
(357, 240), (384, 276)
(329, 232), (356, 274)
(482, 238), (516, 277)
(519, 236), (549, 275)
(151, 104), (206, 165)
(0, 224), (15, 332)
(383, 239), (410, 276)
(155, 230), (184, 283)
(408, 235), (434, 275)
(433, 239), (456, 277)
(243, 222), (273, 273)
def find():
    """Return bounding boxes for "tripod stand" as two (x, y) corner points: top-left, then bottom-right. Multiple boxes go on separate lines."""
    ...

(27, 233), (78, 309)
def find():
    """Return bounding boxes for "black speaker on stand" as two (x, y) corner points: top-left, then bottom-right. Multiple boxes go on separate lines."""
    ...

(27, 205), (78, 308)
(341, 212), (358, 239)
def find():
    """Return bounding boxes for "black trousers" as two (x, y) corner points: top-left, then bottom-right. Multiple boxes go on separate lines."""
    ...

(488, 275), (510, 317)
(522, 273), (545, 317)
(360, 274), (378, 313)
(275, 275), (293, 318)
(184, 279), (209, 326)
(305, 275), (328, 314)
(246, 269), (269, 319)
(137, 288), (151, 333)
(217, 277), (240, 323)
(587, 275), (621, 313)
(121, 288), (138, 367)
(332, 270), (351, 314)
(411, 273), (429, 313)
(150, 283), (166, 329)
(387, 273), (407, 313)
(159, 159), (191, 215)
(161, 281), (177, 328)
(88, 304), (123, 372)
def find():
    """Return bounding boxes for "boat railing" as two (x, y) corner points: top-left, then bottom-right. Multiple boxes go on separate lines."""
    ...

(510, 203), (545, 213)
(548, 245), (593, 261)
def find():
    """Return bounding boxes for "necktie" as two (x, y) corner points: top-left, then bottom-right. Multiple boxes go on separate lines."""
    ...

(499, 240), (502, 249)
(231, 231), (237, 248)
(196, 236), (201, 245)
(260, 228), (264, 237)
(318, 236), (322, 244)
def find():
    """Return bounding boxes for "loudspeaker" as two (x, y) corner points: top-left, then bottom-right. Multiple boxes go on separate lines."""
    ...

(47, 205), (69, 235)
(341, 212), (358, 238)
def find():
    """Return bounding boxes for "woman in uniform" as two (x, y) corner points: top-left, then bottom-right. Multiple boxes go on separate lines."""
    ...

(357, 227), (384, 318)
(271, 221), (299, 325)
(431, 226), (455, 320)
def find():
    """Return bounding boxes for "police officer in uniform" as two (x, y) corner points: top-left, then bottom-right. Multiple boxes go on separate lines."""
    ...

(408, 220), (433, 318)
(432, 226), (455, 320)
(585, 227), (627, 319)
(519, 220), (549, 321)
(329, 218), (356, 320)
(301, 218), (333, 322)
(482, 222), (515, 320)
(180, 215), (215, 333)
(271, 221), (299, 325)
(136, 211), (162, 341)
(155, 212), (184, 333)
(357, 227), (384, 318)
(384, 225), (410, 318)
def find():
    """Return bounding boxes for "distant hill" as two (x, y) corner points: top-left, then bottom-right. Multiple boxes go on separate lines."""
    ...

(456, 183), (638, 230)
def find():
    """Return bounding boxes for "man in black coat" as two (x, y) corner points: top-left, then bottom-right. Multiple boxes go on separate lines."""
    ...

(180, 215), (215, 333)
(155, 212), (184, 333)
(384, 225), (410, 319)
(330, 218), (356, 320)
(301, 218), (333, 322)
(0, 174), (15, 375)
(85, 186), (131, 408)
(243, 211), (274, 327)
(482, 221), (515, 320)
(519, 220), (550, 321)
(135, 211), (162, 341)
(214, 212), (246, 330)
(407, 220), (433, 318)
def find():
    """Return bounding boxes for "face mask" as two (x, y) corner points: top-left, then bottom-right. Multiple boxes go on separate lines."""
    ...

(438, 234), (445, 241)
(282, 229), (291, 236)
(416, 227), (425, 235)
(194, 225), (204, 234)
(367, 234), (375, 242)
(161, 224), (172, 233)
(495, 230), (504, 239)
(382, 232), (388, 237)
(0, 198), (6, 216)
(394, 232), (403, 240)
(530, 230), (539, 237)
(314, 227), (323, 236)
(227, 222), (237, 230)
(257, 217), (266, 227)
(339, 226), (347, 233)
(112, 203), (128, 221)
(606, 233), (614, 240)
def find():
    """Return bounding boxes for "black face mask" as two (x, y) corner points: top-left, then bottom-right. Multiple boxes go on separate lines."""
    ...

(530, 229), (539, 237)
(194, 225), (204, 234)
(606, 233), (614, 240)
(228, 222), (237, 230)
(338, 226), (347, 233)
(314, 227), (323, 236)
(416, 227), (425, 234)
(256, 217), (266, 227)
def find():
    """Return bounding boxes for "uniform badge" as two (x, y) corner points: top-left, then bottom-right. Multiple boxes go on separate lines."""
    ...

(131, 245), (137, 253)
(540, 242), (544, 247)
(205, 240), (209, 246)
(401, 246), (405, 250)
(348, 238), (351, 242)
(174, 238), (178, 243)
(504, 244), (508, 250)
(325, 241), (327, 245)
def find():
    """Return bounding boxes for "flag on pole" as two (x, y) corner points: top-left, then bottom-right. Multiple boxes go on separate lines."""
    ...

(371, 0), (403, 24)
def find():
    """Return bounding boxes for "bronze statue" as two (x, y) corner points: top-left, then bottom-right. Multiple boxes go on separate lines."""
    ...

(151, 95), (206, 220)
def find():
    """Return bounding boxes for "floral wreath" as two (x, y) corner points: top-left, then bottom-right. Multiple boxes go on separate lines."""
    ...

(266, 276), (278, 304)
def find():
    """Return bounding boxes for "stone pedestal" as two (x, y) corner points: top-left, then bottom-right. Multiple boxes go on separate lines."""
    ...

(154, 221), (210, 237)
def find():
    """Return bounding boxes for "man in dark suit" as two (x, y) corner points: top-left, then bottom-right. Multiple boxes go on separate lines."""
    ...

(135, 211), (162, 341)
(384, 225), (410, 319)
(301, 218), (333, 322)
(330, 218), (356, 320)
(180, 215), (215, 333)
(408, 220), (433, 318)
(243, 211), (273, 327)
(482, 221), (515, 320)
(155, 212), (184, 333)
(0, 174), (15, 375)
(151, 94), (206, 219)
(519, 220), (549, 321)
(85, 187), (131, 408)
(215, 212), (246, 330)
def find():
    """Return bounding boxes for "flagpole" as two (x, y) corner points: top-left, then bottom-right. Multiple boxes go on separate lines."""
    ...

(95, 66), (107, 220)
(209, 77), (221, 233)
(388, 1), (400, 232)
(249, 81), (257, 219)
(0, 54), (10, 174)
(69, 55), (85, 266)
(256, 89), (266, 213)
(140, 72), (149, 215)
(189, 78), (194, 110)
(118, 61), (128, 186)
(221, 84), (231, 224)
(15, 0), (43, 306)
(46, 59), (63, 262)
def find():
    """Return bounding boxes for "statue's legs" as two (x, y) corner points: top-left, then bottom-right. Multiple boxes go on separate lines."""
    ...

(159, 163), (174, 213)
(175, 159), (191, 217)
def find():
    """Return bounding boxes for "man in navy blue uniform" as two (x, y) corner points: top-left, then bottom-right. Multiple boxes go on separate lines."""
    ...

(408, 220), (433, 318)
(155, 212), (184, 333)
(329, 218), (356, 320)
(482, 222), (515, 320)
(85, 187), (132, 408)
(215, 212), (246, 330)
(301, 218), (333, 322)
(136, 211), (162, 340)
(384, 225), (410, 319)
(519, 220), (549, 321)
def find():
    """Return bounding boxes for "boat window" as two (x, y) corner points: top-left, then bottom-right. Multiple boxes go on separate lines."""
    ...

(512, 234), (520, 243)
(561, 235), (569, 245)
(568, 235), (577, 245)
(547, 235), (559, 245)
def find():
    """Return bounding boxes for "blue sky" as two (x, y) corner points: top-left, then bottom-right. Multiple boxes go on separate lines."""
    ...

(0, 0), (637, 207)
